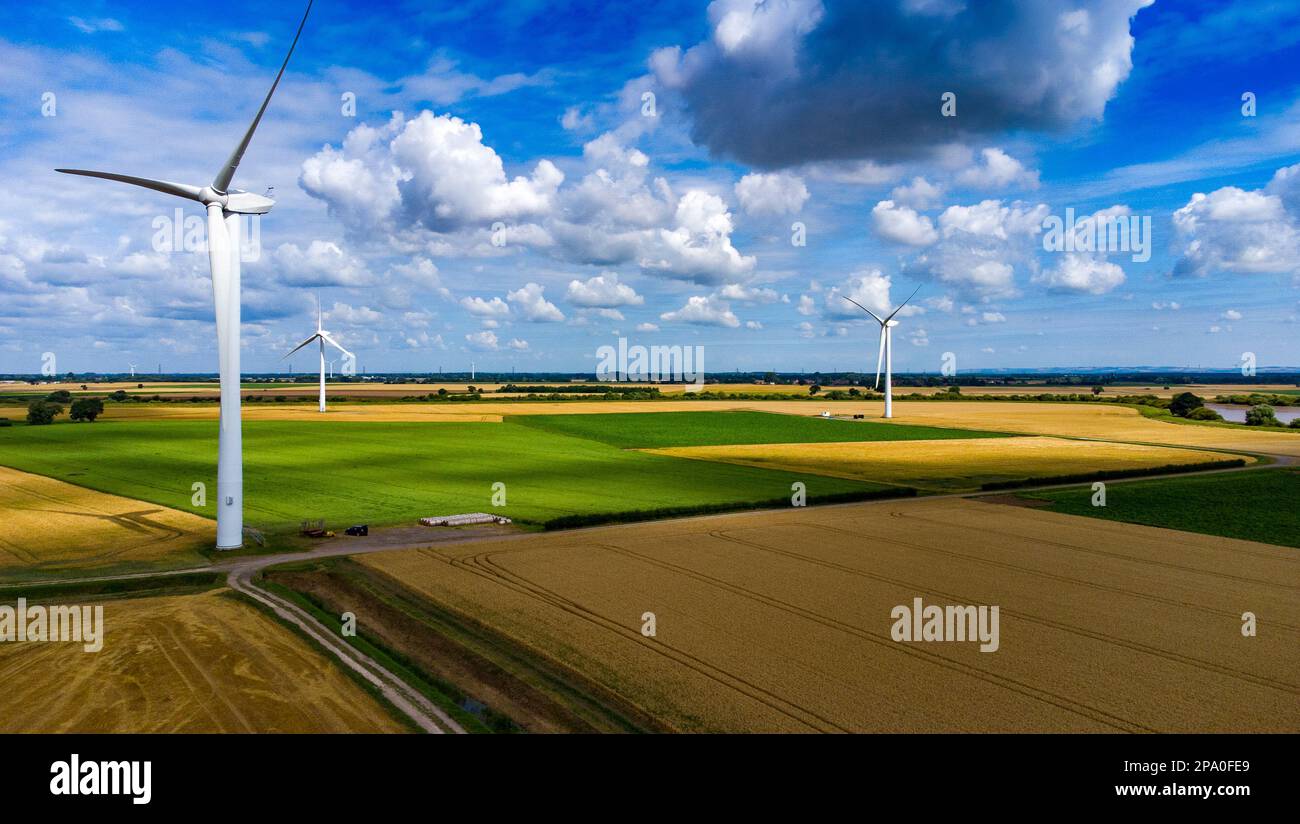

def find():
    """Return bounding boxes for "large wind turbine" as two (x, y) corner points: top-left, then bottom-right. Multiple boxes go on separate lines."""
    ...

(56, 2), (313, 549)
(283, 298), (352, 413)
(842, 286), (920, 419)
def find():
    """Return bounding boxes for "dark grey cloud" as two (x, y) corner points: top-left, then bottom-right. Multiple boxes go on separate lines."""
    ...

(654, 0), (1152, 168)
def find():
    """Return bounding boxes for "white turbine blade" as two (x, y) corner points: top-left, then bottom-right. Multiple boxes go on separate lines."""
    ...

(55, 170), (204, 202)
(841, 295), (885, 325)
(316, 293), (322, 332)
(321, 332), (352, 358)
(885, 285), (922, 322)
(212, 1), (313, 193)
(874, 325), (886, 389)
(281, 333), (320, 360)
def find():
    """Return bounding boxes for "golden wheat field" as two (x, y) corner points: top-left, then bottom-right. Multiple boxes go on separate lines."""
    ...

(0, 466), (212, 581)
(360, 497), (1300, 733)
(0, 590), (406, 733)
(847, 383), (1297, 399)
(648, 437), (1247, 491)
(872, 401), (1300, 457)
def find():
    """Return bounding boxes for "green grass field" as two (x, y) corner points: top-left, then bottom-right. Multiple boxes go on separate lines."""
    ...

(512, 410), (1006, 448)
(1025, 468), (1300, 548)
(0, 418), (890, 533)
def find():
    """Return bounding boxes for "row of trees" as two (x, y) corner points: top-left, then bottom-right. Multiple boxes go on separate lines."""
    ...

(25, 393), (104, 425)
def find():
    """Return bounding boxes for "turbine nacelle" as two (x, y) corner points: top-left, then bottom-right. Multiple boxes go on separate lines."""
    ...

(194, 185), (276, 214)
(224, 189), (277, 215)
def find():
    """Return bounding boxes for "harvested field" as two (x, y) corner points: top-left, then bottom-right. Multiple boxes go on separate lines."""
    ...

(855, 383), (1299, 399)
(0, 466), (211, 581)
(0, 590), (407, 732)
(360, 497), (1300, 733)
(646, 436), (1246, 491)
(871, 401), (1300, 456)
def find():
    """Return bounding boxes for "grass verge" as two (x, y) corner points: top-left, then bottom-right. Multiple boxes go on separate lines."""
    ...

(250, 573), (494, 733)
(0, 571), (225, 602)
(262, 557), (666, 733)
(542, 487), (917, 530)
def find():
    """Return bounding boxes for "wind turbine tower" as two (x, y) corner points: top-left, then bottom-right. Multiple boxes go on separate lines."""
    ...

(56, 2), (314, 548)
(842, 286), (920, 419)
(283, 297), (352, 413)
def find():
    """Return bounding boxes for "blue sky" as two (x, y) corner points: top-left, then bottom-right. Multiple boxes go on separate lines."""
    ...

(2, 0), (1298, 375)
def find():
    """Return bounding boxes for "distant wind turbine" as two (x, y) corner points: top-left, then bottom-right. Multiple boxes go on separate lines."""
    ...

(283, 298), (352, 413)
(56, 2), (314, 549)
(127, 362), (137, 378)
(842, 285), (921, 419)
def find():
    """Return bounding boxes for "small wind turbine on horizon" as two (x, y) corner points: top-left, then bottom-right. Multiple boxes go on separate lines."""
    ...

(127, 362), (137, 378)
(282, 297), (352, 413)
(56, 2), (314, 549)
(842, 285), (921, 419)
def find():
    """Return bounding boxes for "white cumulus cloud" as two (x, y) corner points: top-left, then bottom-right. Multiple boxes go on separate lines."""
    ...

(660, 295), (741, 327)
(872, 199), (939, 246)
(734, 172), (810, 216)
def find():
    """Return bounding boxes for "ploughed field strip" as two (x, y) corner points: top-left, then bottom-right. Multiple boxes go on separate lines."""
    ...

(0, 590), (407, 733)
(1027, 467), (1300, 548)
(0, 419), (885, 534)
(360, 497), (1300, 733)
(12, 398), (1298, 458)
(0, 465), (211, 581)
(9, 381), (1296, 403)
(646, 437), (1248, 492)
(511, 410), (1008, 448)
